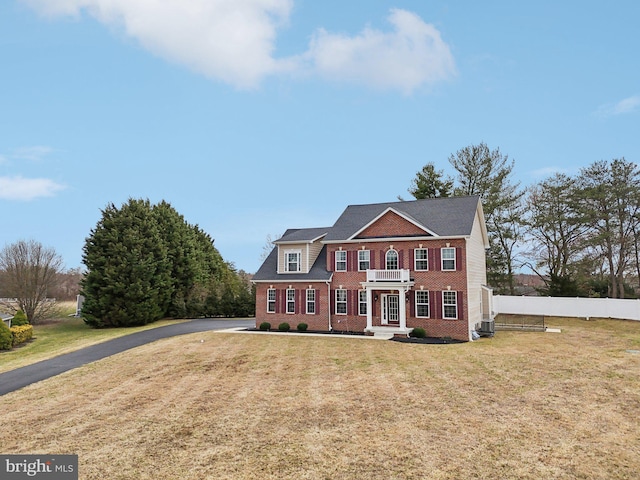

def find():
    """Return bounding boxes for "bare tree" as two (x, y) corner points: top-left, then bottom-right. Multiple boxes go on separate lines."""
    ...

(260, 233), (282, 262)
(0, 239), (63, 323)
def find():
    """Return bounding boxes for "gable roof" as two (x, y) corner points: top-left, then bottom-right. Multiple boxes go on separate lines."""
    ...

(276, 227), (330, 244)
(323, 196), (483, 242)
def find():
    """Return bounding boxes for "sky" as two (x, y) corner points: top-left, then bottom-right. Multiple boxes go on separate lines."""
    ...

(1, 1), (638, 274)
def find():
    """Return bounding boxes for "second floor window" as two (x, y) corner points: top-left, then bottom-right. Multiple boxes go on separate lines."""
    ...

(441, 247), (456, 271)
(386, 249), (398, 270)
(335, 250), (347, 271)
(358, 250), (370, 271)
(415, 248), (428, 271)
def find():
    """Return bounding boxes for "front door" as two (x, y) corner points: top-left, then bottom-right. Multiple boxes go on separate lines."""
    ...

(382, 294), (400, 325)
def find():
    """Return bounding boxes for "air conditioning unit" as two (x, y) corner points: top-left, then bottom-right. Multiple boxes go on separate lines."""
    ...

(479, 319), (495, 336)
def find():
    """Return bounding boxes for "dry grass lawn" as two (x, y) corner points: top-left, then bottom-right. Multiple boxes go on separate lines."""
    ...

(1, 318), (639, 479)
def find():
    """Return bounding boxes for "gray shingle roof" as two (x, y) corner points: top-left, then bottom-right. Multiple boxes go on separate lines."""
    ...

(323, 196), (481, 241)
(252, 244), (332, 282)
(277, 227), (330, 243)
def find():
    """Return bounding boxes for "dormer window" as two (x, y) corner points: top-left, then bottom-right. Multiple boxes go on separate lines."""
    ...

(284, 249), (301, 272)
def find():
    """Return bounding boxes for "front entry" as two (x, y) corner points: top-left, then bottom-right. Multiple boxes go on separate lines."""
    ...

(381, 294), (400, 325)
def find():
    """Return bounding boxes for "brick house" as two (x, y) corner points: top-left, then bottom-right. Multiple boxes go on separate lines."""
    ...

(253, 196), (493, 341)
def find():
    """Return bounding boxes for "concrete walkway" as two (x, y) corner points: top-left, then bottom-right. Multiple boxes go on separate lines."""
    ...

(0, 318), (254, 396)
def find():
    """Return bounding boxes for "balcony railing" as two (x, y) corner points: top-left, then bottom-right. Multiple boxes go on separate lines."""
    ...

(366, 269), (411, 282)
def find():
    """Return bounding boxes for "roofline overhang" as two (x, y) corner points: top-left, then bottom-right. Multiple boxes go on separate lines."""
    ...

(275, 233), (328, 245)
(322, 234), (471, 245)
(347, 207), (438, 240)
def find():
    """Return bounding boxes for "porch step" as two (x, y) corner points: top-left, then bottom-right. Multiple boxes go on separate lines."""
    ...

(373, 332), (395, 340)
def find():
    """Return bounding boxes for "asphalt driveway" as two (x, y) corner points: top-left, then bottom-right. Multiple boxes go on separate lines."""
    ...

(0, 318), (254, 396)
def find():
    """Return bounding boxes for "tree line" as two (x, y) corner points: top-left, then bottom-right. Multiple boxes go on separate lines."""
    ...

(0, 199), (255, 325)
(406, 143), (640, 298)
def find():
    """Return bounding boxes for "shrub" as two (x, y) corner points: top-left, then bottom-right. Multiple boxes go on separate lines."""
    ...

(410, 327), (426, 338)
(0, 321), (12, 350)
(297, 323), (308, 332)
(11, 310), (28, 326)
(278, 322), (290, 332)
(259, 322), (271, 331)
(10, 324), (33, 347)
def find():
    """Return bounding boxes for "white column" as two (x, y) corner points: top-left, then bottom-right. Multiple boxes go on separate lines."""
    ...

(398, 287), (407, 331)
(366, 287), (373, 330)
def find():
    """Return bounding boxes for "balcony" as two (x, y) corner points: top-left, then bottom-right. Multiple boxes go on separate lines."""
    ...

(366, 269), (411, 282)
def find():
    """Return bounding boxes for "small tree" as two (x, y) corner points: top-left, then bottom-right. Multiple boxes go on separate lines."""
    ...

(0, 239), (63, 324)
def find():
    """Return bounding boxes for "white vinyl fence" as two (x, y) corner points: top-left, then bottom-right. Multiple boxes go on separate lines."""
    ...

(493, 295), (640, 322)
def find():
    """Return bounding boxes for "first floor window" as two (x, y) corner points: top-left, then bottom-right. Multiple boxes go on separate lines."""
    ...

(415, 248), (428, 271)
(443, 291), (457, 319)
(359, 290), (367, 315)
(336, 289), (347, 314)
(306, 289), (315, 314)
(416, 290), (430, 318)
(358, 250), (370, 271)
(441, 247), (456, 271)
(267, 288), (276, 313)
(286, 289), (295, 314)
(335, 250), (347, 271)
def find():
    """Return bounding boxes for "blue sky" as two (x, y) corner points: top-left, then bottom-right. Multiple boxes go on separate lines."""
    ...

(1, 1), (638, 273)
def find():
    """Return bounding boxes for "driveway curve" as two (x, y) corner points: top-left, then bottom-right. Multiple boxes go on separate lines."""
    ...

(0, 318), (254, 396)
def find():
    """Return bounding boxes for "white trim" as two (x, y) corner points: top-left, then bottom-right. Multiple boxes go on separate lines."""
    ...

(358, 290), (367, 316)
(306, 288), (316, 315)
(267, 288), (276, 314)
(441, 247), (456, 271)
(276, 233), (328, 244)
(335, 250), (347, 271)
(385, 248), (399, 270)
(347, 207), (438, 240)
(335, 288), (347, 315)
(442, 290), (458, 319)
(286, 288), (296, 314)
(415, 290), (430, 318)
(414, 247), (429, 271)
(358, 249), (370, 271)
(282, 249), (302, 273)
(322, 235), (470, 245)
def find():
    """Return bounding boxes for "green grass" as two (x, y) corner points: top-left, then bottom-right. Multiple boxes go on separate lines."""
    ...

(0, 316), (187, 373)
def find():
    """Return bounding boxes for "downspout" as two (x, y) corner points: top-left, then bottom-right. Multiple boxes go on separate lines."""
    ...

(326, 280), (332, 331)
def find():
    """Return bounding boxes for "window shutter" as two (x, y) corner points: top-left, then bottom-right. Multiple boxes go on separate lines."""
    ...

(457, 291), (464, 320)
(347, 290), (352, 316)
(410, 249), (415, 271)
(399, 250), (404, 269)
(380, 251), (385, 269)
(434, 248), (441, 271)
(432, 291), (440, 319)
(330, 251), (336, 272)
(330, 289), (335, 315)
(456, 248), (463, 271)
(315, 289), (320, 315)
(370, 250), (376, 269)
(409, 291), (415, 317)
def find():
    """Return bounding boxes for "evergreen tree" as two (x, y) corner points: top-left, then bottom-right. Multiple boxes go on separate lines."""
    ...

(407, 163), (453, 199)
(81, 199), (172, 327)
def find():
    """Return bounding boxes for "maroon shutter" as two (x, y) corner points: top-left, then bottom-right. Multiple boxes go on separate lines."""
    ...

(409, 290), (415, 318)
(330, 289), (334, 315)
(347, 290), (352, 316)
(370, 250), (375, 269)
(315, 289), (320, 315)
(410, 249), (415, 271)
(457, 291), (464, 320)
(380, 251), (385, 269)
(330, 251), (335, 272)
(456, 247), (463, 271)
(398, 250), (404, 269)
(434, 248), (441, 271)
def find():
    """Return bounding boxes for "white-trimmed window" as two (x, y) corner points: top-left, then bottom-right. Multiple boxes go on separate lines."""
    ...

(415, 290), (430, 318)
(443, 291), (458, 319)
(284, 250), (301, 272)
(359, 290), (367, 315)
(414, 248), (429, 271)
(441, 247), (456, 271)
(335, 250), (347, 271)
(267, 288), (276, 313)
(358, 250), (370, 271)
(306, 289), (315, 314)
(336, 289), (347, 315)
(286, 288), (295, 314)
(386, 249), (398, 270)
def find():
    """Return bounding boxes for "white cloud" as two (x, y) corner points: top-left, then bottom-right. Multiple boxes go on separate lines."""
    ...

(22, 1), (455, 93)
(0, 176), (66, 201)
(11, 145), (55, 161)
(595, 95), (640, 117)
(302, 9), (456, 94)
(22, 0), (295, 89)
